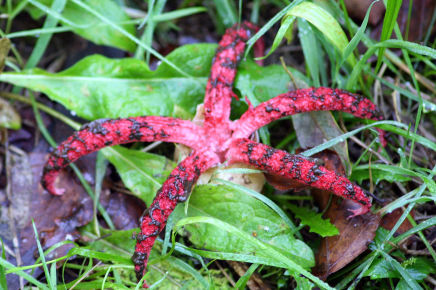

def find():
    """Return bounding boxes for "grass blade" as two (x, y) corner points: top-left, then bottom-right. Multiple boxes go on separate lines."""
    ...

(32, 220), (53, 289)
(375, 0), (403, 72)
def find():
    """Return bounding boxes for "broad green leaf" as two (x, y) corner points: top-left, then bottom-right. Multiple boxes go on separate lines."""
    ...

(185, 184), (314, 269)
(0, 44), (216, 120)
(27, 0), (136, 52)
(294, 275), (314, 290)
(101, 146), (175, 206)
(176, 215), (332, 290)
(287, 204), (339, 237)
(0, 44), (304, 122)
(215, 179), (299, 236)
(235, 61), (308, 103)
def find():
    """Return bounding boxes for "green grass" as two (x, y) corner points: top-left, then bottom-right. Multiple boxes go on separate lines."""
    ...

(0, 0), (435, 289)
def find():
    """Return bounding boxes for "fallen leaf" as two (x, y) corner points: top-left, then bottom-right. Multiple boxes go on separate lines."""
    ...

(293, 111), (351, 174)
(99, 188), (146, 230)
(395, 0), (436, 41)
(312, 197), (380, 280)
(1, 152), (93, 288)
(380, 205), (414, 236)
(0, 98), (21, 130)
(309, 150), (381, 280)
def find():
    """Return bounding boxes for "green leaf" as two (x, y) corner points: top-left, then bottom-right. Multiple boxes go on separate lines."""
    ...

(287, 204), (339, 237)
(175, 215), (332, 290)
(185, 184), (315, 269)
(32, 220), (54, 289)
(215, 179), (300, 237)
(401, 257), (436, 281)
(286, 1), (355, 66)
(0, 44), (304, 122)
(28, 0), (136, 52)
(0, 44), (216, 120)
(101, 146), (175, 206)
(25, 0), (66, 69)
(235, 60), (308, 103)
(294, 275), (315, 290)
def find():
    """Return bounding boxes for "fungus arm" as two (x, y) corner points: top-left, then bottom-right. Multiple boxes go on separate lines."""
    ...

(226, 138), (372, 217)
(232, 87), (386, 145)
(203, 21), (262, 128)
(132, 150), (219, 287)
(42, 116), (204, 195)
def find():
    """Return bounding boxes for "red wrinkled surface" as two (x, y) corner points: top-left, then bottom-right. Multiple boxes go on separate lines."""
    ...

(132, 151), (218, 283)
(226, 138), (371, 215)
(232, 87), (385, 141)
(41, 21), (386, 286)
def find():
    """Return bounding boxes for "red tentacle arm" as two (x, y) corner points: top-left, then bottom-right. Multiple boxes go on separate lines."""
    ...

(203, 22), (259, 131)
(226, 138), (371, 217)
(42, 116), (204, 195)
(132, 150), (219, 287)
(232, 87), (386, 145)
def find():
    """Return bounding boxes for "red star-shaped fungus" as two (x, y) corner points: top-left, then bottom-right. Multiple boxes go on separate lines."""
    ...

(41, 22), (386, 287)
